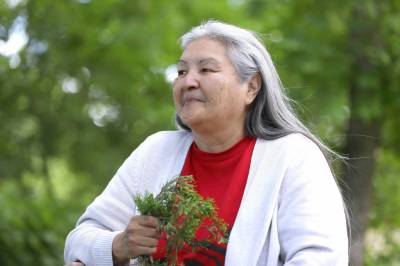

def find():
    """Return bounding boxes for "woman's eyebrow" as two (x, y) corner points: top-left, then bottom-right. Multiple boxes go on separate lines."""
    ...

(199, 58), (220, 66)
(177, 59), (188, 66)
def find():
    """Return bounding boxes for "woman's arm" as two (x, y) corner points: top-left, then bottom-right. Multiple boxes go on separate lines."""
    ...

(64, 132), (189, 266)
(278, 141), (348, 265)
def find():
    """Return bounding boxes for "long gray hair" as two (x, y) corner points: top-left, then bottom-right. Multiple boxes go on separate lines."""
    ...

(175, 20), (339, 160)
(175, 20), (350, 244)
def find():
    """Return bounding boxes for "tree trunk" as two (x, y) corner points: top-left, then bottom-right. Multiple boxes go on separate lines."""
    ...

(343, 116), (380, 266)
(344, 3), (383, 265)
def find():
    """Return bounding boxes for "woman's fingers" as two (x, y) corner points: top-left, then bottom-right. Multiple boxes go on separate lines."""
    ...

(126, 216), (161, 238)
(136, 215), (160, 228)
(130, 226), (160, 238)
(112, 215), (161, 261)
(128, 235), (159, 248)
(130, 244), (157, 255)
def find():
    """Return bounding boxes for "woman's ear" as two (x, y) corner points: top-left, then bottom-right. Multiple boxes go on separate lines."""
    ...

(246, 73), (262, 104)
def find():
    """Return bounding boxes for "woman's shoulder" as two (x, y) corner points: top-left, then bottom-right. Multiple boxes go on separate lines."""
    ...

(121, 130), (193, 183)
(258, 133), (320, 153)
(255, 133), (326, 168)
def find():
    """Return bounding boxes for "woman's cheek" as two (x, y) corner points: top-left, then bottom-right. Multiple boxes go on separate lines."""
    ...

(172, 87), (182, 109)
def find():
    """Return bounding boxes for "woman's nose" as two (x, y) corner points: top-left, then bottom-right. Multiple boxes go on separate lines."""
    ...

(182, 70), (200, 89)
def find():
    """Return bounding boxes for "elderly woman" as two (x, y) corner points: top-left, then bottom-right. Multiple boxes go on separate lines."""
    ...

(64, 21), (348, 266)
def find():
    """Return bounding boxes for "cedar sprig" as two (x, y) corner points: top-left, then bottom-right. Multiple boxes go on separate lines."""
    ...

(134, 175), (227, 266)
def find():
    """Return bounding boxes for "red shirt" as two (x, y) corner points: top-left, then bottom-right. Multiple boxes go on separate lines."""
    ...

(153, 137), (256, 265)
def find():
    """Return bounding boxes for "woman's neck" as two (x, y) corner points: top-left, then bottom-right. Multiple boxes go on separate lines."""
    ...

(192, 127), (246, 153)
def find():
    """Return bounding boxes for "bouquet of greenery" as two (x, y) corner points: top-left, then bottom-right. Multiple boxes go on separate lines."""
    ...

(133, 175), (227, 266)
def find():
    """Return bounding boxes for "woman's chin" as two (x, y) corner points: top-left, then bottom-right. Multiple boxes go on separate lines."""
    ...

(180, 116), (203, 130)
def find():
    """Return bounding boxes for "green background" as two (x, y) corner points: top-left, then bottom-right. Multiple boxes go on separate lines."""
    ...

(0, 0), (399, 265)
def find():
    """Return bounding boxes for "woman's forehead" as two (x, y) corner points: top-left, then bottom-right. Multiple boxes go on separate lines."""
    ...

(178, 57), (221, 66)
(179, 38), (229, 65)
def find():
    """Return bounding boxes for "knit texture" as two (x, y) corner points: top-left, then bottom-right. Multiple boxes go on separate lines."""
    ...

(64, 131), (348, 266)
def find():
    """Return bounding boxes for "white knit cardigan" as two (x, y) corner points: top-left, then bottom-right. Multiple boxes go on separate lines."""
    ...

(64, 131), (348, 266)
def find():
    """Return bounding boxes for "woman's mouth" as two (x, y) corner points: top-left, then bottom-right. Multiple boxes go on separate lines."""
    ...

(183, 95), (205, 105)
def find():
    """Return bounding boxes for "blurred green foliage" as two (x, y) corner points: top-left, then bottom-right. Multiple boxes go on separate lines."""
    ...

(0, 0), (399, 265)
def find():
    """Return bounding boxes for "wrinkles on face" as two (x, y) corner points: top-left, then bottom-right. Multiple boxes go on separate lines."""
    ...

(172, 38), (249, 134)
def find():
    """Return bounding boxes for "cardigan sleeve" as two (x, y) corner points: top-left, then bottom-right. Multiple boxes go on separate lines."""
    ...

(63, 131), (191, 266)
(64, 144), (143, 266)
(277, 138), (348, 266)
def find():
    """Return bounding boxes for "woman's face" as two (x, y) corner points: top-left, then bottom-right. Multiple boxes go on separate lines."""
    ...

(173, 37), (256, 133)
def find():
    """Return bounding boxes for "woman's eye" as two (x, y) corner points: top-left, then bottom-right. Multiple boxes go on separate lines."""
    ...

(201, 68), (214, 73)
(177, 70), (186, 76)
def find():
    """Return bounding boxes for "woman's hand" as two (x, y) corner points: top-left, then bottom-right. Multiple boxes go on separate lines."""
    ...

(112, 215), (161, 264)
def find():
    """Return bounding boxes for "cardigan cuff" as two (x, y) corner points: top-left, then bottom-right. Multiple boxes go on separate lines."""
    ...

(91, 230), (121, 266)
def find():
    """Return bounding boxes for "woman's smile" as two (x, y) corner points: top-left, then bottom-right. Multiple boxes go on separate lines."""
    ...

(182, 93), (206, 106)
